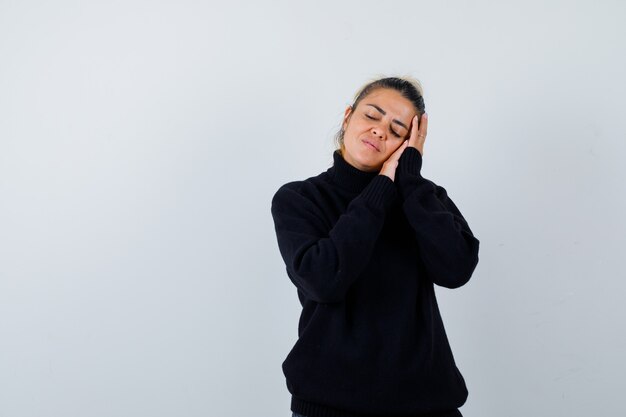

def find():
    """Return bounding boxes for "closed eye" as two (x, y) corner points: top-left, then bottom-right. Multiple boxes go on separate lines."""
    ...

(365, 114), (402, 138)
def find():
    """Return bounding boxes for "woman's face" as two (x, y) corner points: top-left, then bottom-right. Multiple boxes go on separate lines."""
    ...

(341, 88), (416, 172)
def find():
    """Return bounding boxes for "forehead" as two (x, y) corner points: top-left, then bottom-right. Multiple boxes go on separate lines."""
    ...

(360, 88), (415, 119)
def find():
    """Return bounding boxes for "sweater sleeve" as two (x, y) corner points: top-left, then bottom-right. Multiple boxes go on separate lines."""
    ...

(396, 146), (480, 289)
(271, 175), (397, 303)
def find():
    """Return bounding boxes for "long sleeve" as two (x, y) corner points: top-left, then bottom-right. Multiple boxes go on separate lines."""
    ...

(271, 175), (397, 303)
(396, 146), (480, 289)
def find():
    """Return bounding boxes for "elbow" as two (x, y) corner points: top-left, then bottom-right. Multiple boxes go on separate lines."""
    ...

(435, 269), (474, 289)
(433, 264), (477, 289)
(432, 242), (480, 289)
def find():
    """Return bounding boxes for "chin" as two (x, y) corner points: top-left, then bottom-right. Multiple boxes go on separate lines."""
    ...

(357, 155), (383, 171)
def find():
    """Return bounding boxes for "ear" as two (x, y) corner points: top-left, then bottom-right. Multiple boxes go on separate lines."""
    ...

(342, 105), (353, 129)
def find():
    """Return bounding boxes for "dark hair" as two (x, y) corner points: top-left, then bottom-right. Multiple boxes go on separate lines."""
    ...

(334, 75), (426, 155)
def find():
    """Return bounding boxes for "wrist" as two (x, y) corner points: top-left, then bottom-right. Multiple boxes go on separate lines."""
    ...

(398, 145), (423, 176)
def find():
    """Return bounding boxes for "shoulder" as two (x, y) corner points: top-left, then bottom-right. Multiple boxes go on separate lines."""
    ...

(271, 171), (330, 209)
(273, 167), (331, 199)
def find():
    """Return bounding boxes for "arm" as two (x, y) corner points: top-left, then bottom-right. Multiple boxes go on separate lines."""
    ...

(396, 146), (480, 289)
(271, 175), (397, 303)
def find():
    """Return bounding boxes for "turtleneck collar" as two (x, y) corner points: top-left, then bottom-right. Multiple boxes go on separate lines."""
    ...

(327, 150), (379, 193)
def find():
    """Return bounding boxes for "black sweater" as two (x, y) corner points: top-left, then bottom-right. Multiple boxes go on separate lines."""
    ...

(270, 146), (480, 417)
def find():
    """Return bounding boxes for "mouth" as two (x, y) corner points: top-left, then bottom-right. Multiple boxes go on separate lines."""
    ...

(362, 139), (379, 152)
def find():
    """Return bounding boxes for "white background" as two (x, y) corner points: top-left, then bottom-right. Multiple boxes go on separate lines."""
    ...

(1, 1), (625, 416)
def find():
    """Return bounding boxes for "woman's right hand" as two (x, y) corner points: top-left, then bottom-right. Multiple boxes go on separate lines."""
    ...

(379, 139), (409, 181)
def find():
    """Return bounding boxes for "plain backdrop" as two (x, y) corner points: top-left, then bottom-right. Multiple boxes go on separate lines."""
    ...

(1, 1), (625, 416)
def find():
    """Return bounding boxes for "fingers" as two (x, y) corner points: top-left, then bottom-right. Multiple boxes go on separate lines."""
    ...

(410, 113), (428, 140)
(407, 113), (428, 155)
(409, 115), (419, 143)
(392, 140), (409, 159)
(419, 113), (428, 137)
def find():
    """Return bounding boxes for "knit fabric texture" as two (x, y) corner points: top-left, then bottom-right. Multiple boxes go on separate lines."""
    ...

(271, 146), (480, 417)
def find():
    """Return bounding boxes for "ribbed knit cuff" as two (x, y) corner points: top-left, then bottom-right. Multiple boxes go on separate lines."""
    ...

(359, 174), (397, 211)
(398, 145), (423, 177)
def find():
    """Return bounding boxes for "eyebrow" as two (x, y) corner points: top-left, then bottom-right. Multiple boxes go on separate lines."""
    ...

(364, 103), (409, 131)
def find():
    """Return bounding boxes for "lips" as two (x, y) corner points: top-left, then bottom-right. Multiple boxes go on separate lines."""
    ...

(362, 139), (379, 151)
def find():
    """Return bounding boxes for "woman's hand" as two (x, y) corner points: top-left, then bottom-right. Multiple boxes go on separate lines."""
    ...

(379, 140), (409, 181)
(408, 113), (428, 156)
(379, 112), (428, 181)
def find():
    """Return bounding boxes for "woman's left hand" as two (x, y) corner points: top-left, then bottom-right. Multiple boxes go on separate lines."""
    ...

(407, 113), (428, 156)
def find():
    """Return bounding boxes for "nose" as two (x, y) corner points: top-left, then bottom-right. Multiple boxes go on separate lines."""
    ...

(371, 127), (385, 140)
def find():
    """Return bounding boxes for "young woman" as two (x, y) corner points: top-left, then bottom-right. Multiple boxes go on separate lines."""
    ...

(271, 76), (480, 417)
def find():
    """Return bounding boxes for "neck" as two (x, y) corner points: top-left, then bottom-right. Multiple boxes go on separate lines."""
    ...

(329, 150), (379, 193)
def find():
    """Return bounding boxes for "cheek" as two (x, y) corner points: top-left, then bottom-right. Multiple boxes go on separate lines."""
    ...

(389, 142), (403, 154)
(347, 125), (364, 140)
(383, 148), (396, 159)
(351, 120), (368, 132)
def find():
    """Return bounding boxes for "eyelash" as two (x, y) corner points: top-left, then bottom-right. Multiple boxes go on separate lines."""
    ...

(365, 114), (402, 138)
